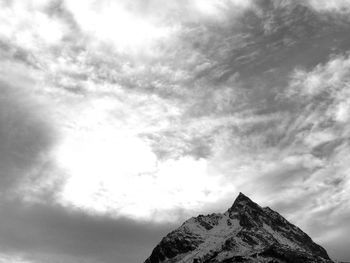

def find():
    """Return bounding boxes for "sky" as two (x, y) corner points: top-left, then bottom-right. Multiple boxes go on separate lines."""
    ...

(0, 0), (350, 262)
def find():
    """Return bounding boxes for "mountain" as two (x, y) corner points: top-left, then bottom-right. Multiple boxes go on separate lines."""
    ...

(144, 193), (334, 263)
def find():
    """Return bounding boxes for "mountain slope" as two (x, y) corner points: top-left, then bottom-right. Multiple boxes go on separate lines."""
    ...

(144, 193), (333, 263)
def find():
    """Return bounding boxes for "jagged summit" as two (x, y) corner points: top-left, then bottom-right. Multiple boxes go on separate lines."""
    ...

(144, 193), (333, 263)
(228, 192), (260, 212)
(232, 192), (252, 205)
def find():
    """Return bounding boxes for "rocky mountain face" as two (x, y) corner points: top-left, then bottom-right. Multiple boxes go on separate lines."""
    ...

(144, 193), (334, 263)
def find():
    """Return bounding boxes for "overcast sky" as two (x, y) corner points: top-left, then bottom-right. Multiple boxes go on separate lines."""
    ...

(1, 0), (350, 262)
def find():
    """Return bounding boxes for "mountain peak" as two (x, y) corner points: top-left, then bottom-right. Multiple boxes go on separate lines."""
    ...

(234, 192), (252, 203)
(228, 192), (262, 213)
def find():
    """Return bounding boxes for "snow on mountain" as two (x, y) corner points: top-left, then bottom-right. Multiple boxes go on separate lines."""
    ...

(144, 193), (334, 263)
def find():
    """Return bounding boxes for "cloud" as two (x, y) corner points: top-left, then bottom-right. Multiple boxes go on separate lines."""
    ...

(0, 0), (68, 50)
(0, 80), (56, 194)
(191, 0), (253, 17)
(257, 54), (350, 260)
(63, 0), (174, 55)
(0, 199), (175, 263)
(286, 54), (350, 126)
(307, 0), (350, 13)
(55, 126), (234, 221)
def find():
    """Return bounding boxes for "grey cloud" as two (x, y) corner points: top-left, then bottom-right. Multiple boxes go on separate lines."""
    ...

(321, 214), (350, 261)
(46, 0), (86, 45)
(0, 199), (175, 263)
(134, 0), (350, 160)
(0, 82), (56, 193)
(304, 206), (350, 261)
(0, 40), (39, 69)
(143, 131), (214, 160)
(181, 0), (350, 82)
(311, 138), (346, 159)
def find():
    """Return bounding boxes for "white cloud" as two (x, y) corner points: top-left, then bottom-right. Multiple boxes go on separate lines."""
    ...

(0, 0), (67, 50)
(63, 0), (175, 55)
(308, 0), (350, 13)
(287, 54), (350, 124)
(0, 253), (33, 263)
(56, 128), (232, 221)
(47, 92), (234, 222)
(192, 0), (253, 17)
